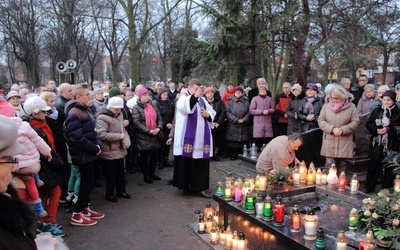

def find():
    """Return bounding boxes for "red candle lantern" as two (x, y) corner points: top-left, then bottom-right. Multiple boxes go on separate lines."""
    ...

(273, 195), (285, 227)
(338, 171), (346, 191)
(290, 205), (302, 232)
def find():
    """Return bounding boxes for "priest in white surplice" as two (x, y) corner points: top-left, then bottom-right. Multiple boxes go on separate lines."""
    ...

(173, 79), (216, 198)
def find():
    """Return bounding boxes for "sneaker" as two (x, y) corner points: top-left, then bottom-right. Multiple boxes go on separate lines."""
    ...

(71, 212), (97, 226)
(52, 222), (62, 229)
(66, 192), (74, 202)
(82, 207), (105, 219)
(45, 224), (65, 237)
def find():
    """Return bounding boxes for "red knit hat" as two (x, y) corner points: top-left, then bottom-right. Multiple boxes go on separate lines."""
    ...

(233, 86), (243, 93)
(0, 99), (15, 117)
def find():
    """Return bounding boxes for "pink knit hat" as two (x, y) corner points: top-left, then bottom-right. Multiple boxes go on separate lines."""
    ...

(204, 87), (215, 94)
(0, 99), (15, 117)
(137, 87), (149, 99)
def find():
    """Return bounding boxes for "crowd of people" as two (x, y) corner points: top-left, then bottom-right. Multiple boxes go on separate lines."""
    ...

(0, 74), (399, 245)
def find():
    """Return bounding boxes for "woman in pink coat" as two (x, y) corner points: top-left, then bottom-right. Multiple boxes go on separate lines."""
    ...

(249, 85), (274, 151)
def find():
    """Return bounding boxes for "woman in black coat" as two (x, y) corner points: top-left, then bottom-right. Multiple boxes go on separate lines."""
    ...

(286, 84), (305, 135)
(204, 87), (226, 161)
(365, 90), (400, 193)
(132, 87), (163, 184)
(155, 89), (175, 169)
(225, 86), (252, 160)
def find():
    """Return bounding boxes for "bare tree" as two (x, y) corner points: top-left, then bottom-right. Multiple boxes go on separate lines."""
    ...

(366, 2), (400, 85)
(0, 0), (45, 86)
(117, 0), (182, 84)
(92, 0), (128, 85)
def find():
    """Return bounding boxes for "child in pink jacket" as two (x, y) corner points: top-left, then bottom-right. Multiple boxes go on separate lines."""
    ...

(0, 98), (52, 218)
(12, 116), (52, 218)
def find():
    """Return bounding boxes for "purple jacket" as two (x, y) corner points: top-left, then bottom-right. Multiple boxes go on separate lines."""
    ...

(250, 95), (274, 138)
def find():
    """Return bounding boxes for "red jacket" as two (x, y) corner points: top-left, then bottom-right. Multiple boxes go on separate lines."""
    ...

(274, 93), (292, 123)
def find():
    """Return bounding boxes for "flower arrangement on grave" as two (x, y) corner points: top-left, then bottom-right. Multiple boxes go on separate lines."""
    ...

(357, 189), (400, 249)
(267, 168), (293, 186)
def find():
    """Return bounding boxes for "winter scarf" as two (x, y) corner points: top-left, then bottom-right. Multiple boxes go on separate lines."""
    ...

(372, 104), (396, 151)
(328, 100), (352, 113)
(29, 119), (56, 151)
(144, 103), (157, 130)
(46, 107), (58, 120)
(305, 97), (315, 114)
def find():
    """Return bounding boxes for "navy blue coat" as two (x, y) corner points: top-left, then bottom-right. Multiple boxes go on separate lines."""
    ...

(65, 100), (101, 165)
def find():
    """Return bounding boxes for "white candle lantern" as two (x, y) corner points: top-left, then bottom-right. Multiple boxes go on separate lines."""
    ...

(225, 226), (233, 249)
(350, 174), (359, 194)
(255, 196), (264, 218)
(303, 207), (319, 240)
(210, 227), (219, 245)
(315, 168), (321, 185)
(258, 172), (267, 191)
(292, 167), (300, 186)
(237, 232), (246, 250)
(394, 174), (400, 193)
(336, 231), (347, 250)
(219, 230), (226, 245)
(326, 164), (338, 188)
(321, 170), (327, 185)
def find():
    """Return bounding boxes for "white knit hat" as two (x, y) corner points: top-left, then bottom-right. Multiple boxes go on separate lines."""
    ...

(23, 96), (51, 115)
(291, 83), (302, 93)
(107, 97), (124, 109)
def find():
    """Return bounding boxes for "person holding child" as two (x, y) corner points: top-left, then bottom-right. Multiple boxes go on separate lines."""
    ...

(0, 115), (37, 249)
(0, 98), (51, 219)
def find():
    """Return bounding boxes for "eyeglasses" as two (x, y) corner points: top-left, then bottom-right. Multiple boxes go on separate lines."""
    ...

(0, 157), (19, 166)
(36, 110), (49, 115)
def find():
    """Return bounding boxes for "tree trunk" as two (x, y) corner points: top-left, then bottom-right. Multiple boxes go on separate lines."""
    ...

(382, 46), (389, 86)
(248, 0), (257, 88)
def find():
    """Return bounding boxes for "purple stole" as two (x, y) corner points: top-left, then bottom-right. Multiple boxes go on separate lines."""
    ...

(182, 94), (211, 158)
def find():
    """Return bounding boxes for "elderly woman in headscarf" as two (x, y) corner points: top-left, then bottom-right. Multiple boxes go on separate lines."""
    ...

(365, 90), (400, 193)
(318, 85), (360, 174)
(356, 84), (379, 116)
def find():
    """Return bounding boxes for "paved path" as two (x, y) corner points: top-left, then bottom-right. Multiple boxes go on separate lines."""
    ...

(57, 158), (243, 250)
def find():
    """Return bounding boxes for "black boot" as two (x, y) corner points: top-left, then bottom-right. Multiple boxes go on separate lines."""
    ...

(144, 174), (153, 184)
(150, 174), (161, 180)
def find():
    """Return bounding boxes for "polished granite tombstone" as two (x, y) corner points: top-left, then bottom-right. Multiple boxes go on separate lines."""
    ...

(348, 113), (370, 165)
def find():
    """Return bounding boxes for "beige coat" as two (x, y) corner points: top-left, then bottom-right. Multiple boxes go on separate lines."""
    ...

(318, 102), (359, 158)
(256, 135), (296, 173)
(95, 107), (128, 160)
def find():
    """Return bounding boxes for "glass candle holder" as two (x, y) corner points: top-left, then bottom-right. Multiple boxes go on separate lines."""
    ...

(315, 227), (327, 250)
(394, 174), (400, 193)
(350, 174), (359, 194)
(290, 205), (302, 232)
(303, 207), (318, 240)
(336, 231), (347, 250)
(263, 194), (273, 221)
(273, 195), (285, 227)
(338, 171), (346, 191)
